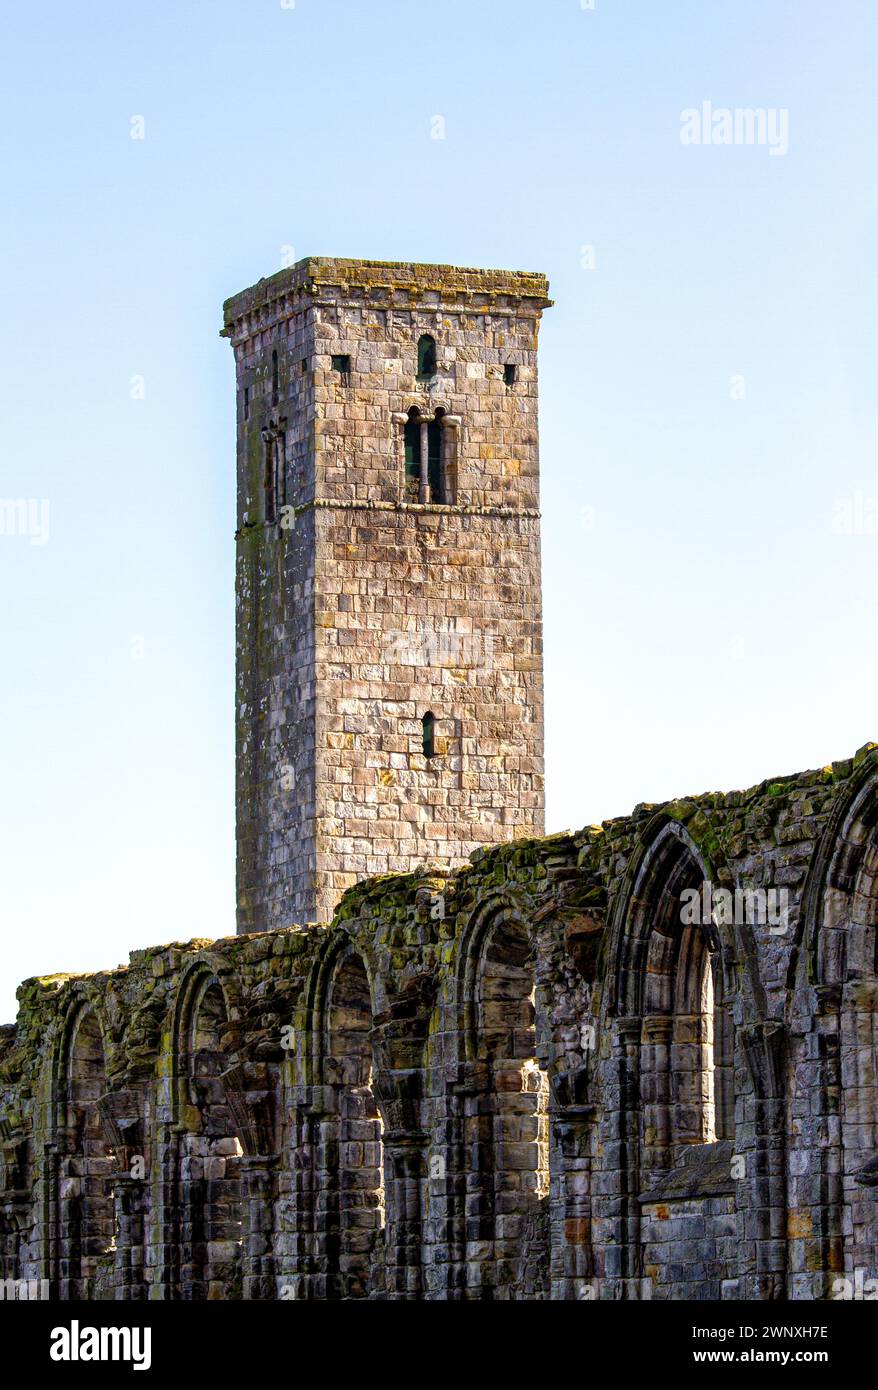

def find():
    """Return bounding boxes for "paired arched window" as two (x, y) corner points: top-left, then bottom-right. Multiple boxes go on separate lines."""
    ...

(403, 407), (453, 504)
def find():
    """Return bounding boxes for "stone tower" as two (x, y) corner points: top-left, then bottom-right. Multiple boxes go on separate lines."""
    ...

(222, 258), (551, 931)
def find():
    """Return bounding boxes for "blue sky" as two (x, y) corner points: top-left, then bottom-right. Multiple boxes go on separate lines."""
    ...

(1, 0), (876, 1019)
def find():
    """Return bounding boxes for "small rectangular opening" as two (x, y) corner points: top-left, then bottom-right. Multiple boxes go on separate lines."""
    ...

(504, 363), (517, 387)
(243, 386), (250, 421)
(331, 354), (352, 384)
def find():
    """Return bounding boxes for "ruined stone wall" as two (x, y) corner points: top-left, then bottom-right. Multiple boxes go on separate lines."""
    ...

(224, 259), (548, 931)
(2, 744), (878, 1300)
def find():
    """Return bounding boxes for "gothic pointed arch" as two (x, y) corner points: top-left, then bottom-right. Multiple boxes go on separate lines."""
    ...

(304, 932), (385, 1299)
(55, 999), (116, 1299)
(786, 749), (878, 1294)
(170, 962), (245, 1300)
(604, 814), (737, 1149)
(451, 895), (550, 1297)
(791, 749), (878, 998)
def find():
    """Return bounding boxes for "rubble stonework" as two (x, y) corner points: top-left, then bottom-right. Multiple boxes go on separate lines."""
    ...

(225, 259), (549, 931)
(2, 744), (878, 1300)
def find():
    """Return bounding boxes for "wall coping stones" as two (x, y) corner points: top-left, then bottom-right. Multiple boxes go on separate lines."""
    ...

(221, 257), (553, 344)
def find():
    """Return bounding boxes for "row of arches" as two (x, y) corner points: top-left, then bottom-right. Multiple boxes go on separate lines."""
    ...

(53, 977), (249, 1301)
(594, 758), (878, 1298)
(41, 907), (549, 1300)
(10, 754), (878, 1298)
(296, 915), (550, 1299)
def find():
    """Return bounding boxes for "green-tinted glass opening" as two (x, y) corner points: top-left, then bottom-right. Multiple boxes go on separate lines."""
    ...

(427, 418), (443, 502)
(422, 711), (436, 758)
(417, 334), (437, 378)
(404, 409), (421, 500)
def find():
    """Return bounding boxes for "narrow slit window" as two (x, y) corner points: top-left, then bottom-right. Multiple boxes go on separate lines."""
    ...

(504, 363), (517, 387)
(243, 386), (250, 421)
(263, 433), (278, 524)
(417, 334), (437, 379)
(271, 349), (279, 406)
(422, 711), (436, 759)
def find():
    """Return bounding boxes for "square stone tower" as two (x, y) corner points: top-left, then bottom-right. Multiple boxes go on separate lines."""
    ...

(221, 258), (551, 931)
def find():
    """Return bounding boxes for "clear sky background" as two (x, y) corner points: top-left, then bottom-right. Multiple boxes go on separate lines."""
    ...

(1, 0), (876, 1021)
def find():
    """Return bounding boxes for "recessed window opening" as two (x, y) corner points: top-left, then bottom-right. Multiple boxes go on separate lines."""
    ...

(427, 415), (443, 502)
(271, 349), (279, 406)
(404, 406), (422, 501)
(264, 443), (277, 525)
(331, 354), (352, 385)
(243, 386), (250, 421)
(422, 711), (436, 759)
(401, 407), (456, 506)
(417, 334), (437, 379)
(504, 363), (517, 387)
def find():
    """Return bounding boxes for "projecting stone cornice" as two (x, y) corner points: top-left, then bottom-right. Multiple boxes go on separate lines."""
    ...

(221, 256), (552, 345)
